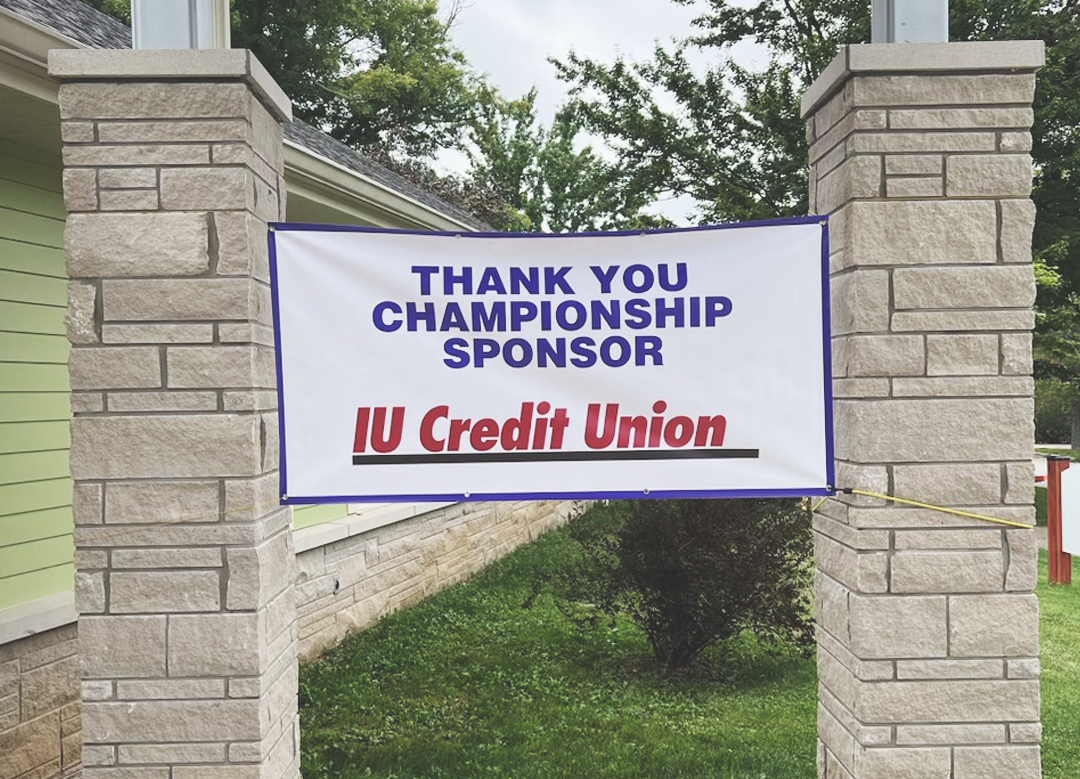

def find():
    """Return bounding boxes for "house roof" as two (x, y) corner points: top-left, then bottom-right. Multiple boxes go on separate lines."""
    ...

(0, 0), (488, 230)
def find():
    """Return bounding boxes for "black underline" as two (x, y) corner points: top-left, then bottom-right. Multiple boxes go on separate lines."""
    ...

(352, 449), (759, 465)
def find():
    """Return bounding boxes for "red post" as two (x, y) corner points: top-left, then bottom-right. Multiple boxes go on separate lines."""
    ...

(1047, 456), (1072, 585)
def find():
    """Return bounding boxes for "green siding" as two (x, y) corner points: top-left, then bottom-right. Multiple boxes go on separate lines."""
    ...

(293, 503), (349, 529)
(0, 141), (73, 611)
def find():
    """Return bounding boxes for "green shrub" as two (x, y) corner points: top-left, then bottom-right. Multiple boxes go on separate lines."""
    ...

(1036, 378), (1076, 444)
(533, 498), (815, 670)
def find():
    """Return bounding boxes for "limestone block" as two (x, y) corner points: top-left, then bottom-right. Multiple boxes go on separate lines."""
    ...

(251, 100), (286, 173)
(1005, 530), (1038, 591)
(896, 659), (1002, 680)
(884, 155), (941, 175)
(852, 74), (1036, 108)
(102, 278), (258, 322)
(842, 200), (996, 266)
(834, 399), (1033, 462)
(225, 529), (294, 610)
(927, 334), (998, 376)
(110, 570), (221, 613)
(1000, 132), (1032, 152)
(73, 392), (105, 413)
(816, 155), (882, 213)
(99, 188), (160, 211)
(21, 656), (79, 720)
(66, 281), (98, 344)
(82, 681), (114, 701)
(67, 212), (210, 277)
(818, 703), (857, 774)
(115, 679), (226, 701)
(892, 311), (1035, 333)
(833, 378), (890, 398)
(894, 266), (1035, 310)
(849, 132), (996, 154)
(166, 345), (277, 389)
(117, 743), (227, 764)
(76, 570), (106, 613)
(71, 414), (262, 479)
(173, 766), (262, 779)
(167, 614), (261, 676)
(64, 143), (210, 167)
(947, 155), (1032, 197)
(70, 346), (161, 390)
(112, 548), (222, 568)
(888, 107), (1034, 130)
(82, 699), (262, 743)
(0, 715), (61, 779)
(850, 505), (1034, 530)
(160, 167), (249, 211)
(103, 324), (215, 344)
(892, 463), (1002, 507)
(83, 745), (117, 766)
(1001, 333), (1032, 375)
(64, 167), (98, 211)
(893, 527), (1001, 550)
(108, 391), (219, 413)
(1009, 723), (1042, 742)
(58, 82), (250, 120)
(890, 550), (1003, 594)
(844, 335), (924, 377)
(215, 211), (270, 281)
(857, 679), (1039, 723)
(98, 119), (250, 144)
(856, 746), (950, 778)
(105, 480), (219, 524)
(1005, 462), (1035, 504)
(98, 168), (158, 189)
(849, 594), (947, 659)
(885, 177), (942, 198)
(80, 616), (167, 678)
(223, 473), (281, 523)
(85, 768), (169, 778)
(218, 323), (276, 347)
(1007, 658), (1040, 679)
(895, 724), (1005, 745)
(950, 594), (1039, 657)
(74, 482), (104, 526)
(815, 534), (888, 593)
(223, 389), (279, 412)
(953, 746), (1041, 779)
(62, 121), (96, 142)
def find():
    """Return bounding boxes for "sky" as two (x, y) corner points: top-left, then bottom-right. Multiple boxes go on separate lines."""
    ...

(447, 0), (705, 124)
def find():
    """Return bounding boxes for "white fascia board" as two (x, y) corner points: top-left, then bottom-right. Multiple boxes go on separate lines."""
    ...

(0, 7), (83, 102)
(284, 139), (477, 232)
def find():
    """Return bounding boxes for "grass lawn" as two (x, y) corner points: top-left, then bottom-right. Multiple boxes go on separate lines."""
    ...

(1039, 549), (1080, 779)
(299, 522), (1079, 778)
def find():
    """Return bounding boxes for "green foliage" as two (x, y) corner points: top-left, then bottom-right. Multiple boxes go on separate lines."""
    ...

(299, 519), (818, 778)
(466, 88), (664, 232)
(1038, 550), (1080, 779)
(536, 499), (815, 670)
(81, 0), (129, 23)
(1036, 377), (1078, 444)
(233, 0), (476, 158)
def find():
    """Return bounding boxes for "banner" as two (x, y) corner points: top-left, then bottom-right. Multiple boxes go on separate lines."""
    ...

(269, 219), (833, 502)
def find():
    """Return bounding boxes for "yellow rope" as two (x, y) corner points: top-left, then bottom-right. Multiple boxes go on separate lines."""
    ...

(814, 488), (1034, 529)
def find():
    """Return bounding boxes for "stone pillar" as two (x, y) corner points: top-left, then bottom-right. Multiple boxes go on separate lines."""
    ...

(802, 42), (1044, 778)
(50, 50), (299, 778)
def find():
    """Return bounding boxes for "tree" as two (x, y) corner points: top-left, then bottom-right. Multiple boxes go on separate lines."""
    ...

(534, 498), (815, 670)
(556, 0), (1080, 441)
(233, 0), (477, 158)
(465, 87), (665, 232)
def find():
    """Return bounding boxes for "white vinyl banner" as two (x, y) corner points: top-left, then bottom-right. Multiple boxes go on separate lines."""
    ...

(1061, 465), (1080, 556)
(269, 220), (834, 503)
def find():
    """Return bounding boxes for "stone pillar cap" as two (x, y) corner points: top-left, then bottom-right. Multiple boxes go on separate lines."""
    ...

(48, 47), (291, 122)
(801, 40), (1045, 119)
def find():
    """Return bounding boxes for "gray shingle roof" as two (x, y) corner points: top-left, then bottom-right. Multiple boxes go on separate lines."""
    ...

(0, 0), (487, 229)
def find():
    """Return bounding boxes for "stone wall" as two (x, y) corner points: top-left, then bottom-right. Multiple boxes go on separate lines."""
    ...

(296, 500), (576, 662)
(0, 625), (80, 779)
